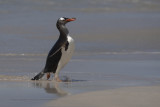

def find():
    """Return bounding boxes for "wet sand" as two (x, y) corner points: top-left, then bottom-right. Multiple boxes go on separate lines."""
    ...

(47, 85), (160, 107)
(0, 57), (160, 107)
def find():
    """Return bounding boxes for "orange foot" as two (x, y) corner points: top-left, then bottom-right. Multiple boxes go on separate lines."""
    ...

(55, 77), (62, 82)
(47, 73), (50, 80)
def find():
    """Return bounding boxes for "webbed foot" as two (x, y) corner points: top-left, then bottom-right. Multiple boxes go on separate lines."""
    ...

(55, 77), (62, 82)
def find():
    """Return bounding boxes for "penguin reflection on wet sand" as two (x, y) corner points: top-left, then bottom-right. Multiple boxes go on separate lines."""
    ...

(32, 81), (68, 96)
(31, 17), (76, 82)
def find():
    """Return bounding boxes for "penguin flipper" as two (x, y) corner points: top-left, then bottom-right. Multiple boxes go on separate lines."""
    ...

(48, 41), (67, 58)
(31, 70), (45, 80)
(49, 46), (62, 58)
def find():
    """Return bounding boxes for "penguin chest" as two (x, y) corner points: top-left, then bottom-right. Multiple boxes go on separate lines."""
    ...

(59, 36), (75, 68)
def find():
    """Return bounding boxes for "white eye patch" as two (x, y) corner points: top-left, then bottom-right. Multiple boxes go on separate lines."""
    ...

(59, 17), (65, 21)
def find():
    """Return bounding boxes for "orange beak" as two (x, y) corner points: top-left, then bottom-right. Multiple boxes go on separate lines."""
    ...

(66, 18), (76, 22)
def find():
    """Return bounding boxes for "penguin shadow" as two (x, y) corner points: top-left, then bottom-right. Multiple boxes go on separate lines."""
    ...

(44, 74), (87, 82)
(61, 76), (87, 83)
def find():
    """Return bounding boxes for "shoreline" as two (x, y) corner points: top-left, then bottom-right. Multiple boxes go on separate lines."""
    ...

(46, 85), (160, 107)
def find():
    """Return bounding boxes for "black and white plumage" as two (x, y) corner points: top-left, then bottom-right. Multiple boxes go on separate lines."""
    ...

(31, 17), (76, 82)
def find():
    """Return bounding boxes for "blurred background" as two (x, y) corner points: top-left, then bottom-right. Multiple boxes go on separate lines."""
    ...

(0, 0), (160, 54)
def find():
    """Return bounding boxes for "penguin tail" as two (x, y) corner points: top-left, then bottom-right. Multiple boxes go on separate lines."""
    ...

(31, 69), (45, 80)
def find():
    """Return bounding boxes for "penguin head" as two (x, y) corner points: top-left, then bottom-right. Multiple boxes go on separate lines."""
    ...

(57, 17), (76, 26)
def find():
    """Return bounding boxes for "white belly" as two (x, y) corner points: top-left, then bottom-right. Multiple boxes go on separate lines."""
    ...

(55, 35), (75, 75)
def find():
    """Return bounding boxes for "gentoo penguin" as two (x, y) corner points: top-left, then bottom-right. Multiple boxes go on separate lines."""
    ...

(31, 17), (76, 82)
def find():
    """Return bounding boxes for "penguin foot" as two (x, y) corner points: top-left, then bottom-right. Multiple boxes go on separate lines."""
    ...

(55, 77), (62, 82)
(47, 73), (50, 80)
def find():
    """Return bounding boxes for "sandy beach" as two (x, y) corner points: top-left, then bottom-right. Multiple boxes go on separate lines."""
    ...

(47, 85), (160, 107)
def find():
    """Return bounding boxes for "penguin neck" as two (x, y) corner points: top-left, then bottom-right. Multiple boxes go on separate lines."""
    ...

(58, 24), (69, 38)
